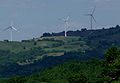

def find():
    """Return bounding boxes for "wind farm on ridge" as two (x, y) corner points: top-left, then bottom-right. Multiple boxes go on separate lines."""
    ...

(1, 6), (97, 41)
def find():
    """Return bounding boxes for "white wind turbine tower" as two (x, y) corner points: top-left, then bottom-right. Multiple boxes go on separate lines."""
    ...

(61, 16), (70, 37)
(4, 22), (19, 41)
(85, 7), (96, 30)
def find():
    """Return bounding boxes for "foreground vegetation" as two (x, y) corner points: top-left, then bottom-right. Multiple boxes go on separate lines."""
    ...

(1, 46), (120, 83)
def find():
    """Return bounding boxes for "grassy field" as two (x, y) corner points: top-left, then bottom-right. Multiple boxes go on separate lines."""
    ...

(0, 36), (91, 66)
(0, 36), (85, 53)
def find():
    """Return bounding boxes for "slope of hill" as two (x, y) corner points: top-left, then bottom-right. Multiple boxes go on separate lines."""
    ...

(0, 36), (94, 78)
(0, 59), (102, 83)
(0, 25), (120, 79)
(1, 46), (120, 83)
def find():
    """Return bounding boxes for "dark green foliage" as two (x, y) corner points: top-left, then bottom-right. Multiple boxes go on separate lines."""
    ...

(17, 47), (44, 61)
(104, 46), (119, 63)
(0, 47), (46, 78)
(115, 25), (120, 28)
(41, 25), (120, 38)
(98, 46), (120, 82)
(0, 50), (10, 56)
(33, 42), (37, 45)
(9, 59), (101, 83)
(51, 43), (63, 47)
(1, 25), (120, 82)
(5, 76), (27, 83)
(68, 73), (90, 83)
(23, 46), (26, 49)
(42, 33), (51, 37)
(1, 46), (120, 82)
(81, 28), (87, 32)
(4, 40), (9, 42)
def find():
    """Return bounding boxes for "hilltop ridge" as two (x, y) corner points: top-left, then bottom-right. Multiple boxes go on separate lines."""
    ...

(41, 25), (120, 38)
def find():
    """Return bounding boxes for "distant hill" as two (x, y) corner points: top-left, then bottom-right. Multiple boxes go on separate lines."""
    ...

(0, 25), (120, 78)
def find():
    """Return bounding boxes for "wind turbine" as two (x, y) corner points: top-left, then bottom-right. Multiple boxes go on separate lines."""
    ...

(61, 16), (70, 37)
(4, 22), (19, 41)
(85, 6), (96, 30)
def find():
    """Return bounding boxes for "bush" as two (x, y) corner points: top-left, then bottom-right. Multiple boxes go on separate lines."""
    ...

(68, 73), (90, 83)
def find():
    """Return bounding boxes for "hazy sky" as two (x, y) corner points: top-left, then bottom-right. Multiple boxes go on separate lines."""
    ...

(0, 0), (119, 41)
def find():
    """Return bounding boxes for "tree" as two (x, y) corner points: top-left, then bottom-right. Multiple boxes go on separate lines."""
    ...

(68, 73), (90, 83)
(34, 42), (37, 45)
(42, 33), (51, 37)
(99, 47), (120, 82)
(23, 46), (26, 49)
(6, 76), (27, 83)
(81, 28), (87, 32)
(115, 25), (120, 28)
(104, 46), (119, 63)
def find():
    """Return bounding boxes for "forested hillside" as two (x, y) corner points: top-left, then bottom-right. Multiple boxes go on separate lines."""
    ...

(0, 25), (120, 82)
(1, 47), (120, 83)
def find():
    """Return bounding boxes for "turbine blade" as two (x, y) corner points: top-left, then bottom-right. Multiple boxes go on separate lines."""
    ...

(92, 16), (96, 23)
(3, 27), (11, 31)
(92, 6), (96, 15)
(84, 14), (91, 16)
(12, 26), (18, 31)
(66, 16), (70, 21)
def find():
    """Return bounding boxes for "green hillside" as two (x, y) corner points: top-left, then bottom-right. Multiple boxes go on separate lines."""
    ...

(0, 36), (82, 53)
(1, 26), (120, 80)
(0, 59), (102, 83)
(1, 46), (120, 83)
(25, 59), (102, 83)
(0, 36), (90, 66)
(0, 36), (93, 78)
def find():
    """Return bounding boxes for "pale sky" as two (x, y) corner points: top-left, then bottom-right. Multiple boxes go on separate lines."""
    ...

(0, 0), (119, 41)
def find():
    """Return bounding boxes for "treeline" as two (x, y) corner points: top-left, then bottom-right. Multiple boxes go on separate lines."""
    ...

(41, 25), (120, 37)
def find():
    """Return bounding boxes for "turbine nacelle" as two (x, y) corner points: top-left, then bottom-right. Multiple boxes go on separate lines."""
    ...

(61, 16), (70, 22)
(4, 22), (19, 41)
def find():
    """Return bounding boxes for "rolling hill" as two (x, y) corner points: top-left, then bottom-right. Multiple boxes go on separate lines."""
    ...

(1, 47), (120, 83)
(0, 25), (120, 79)
(0, 59), (102, 83)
